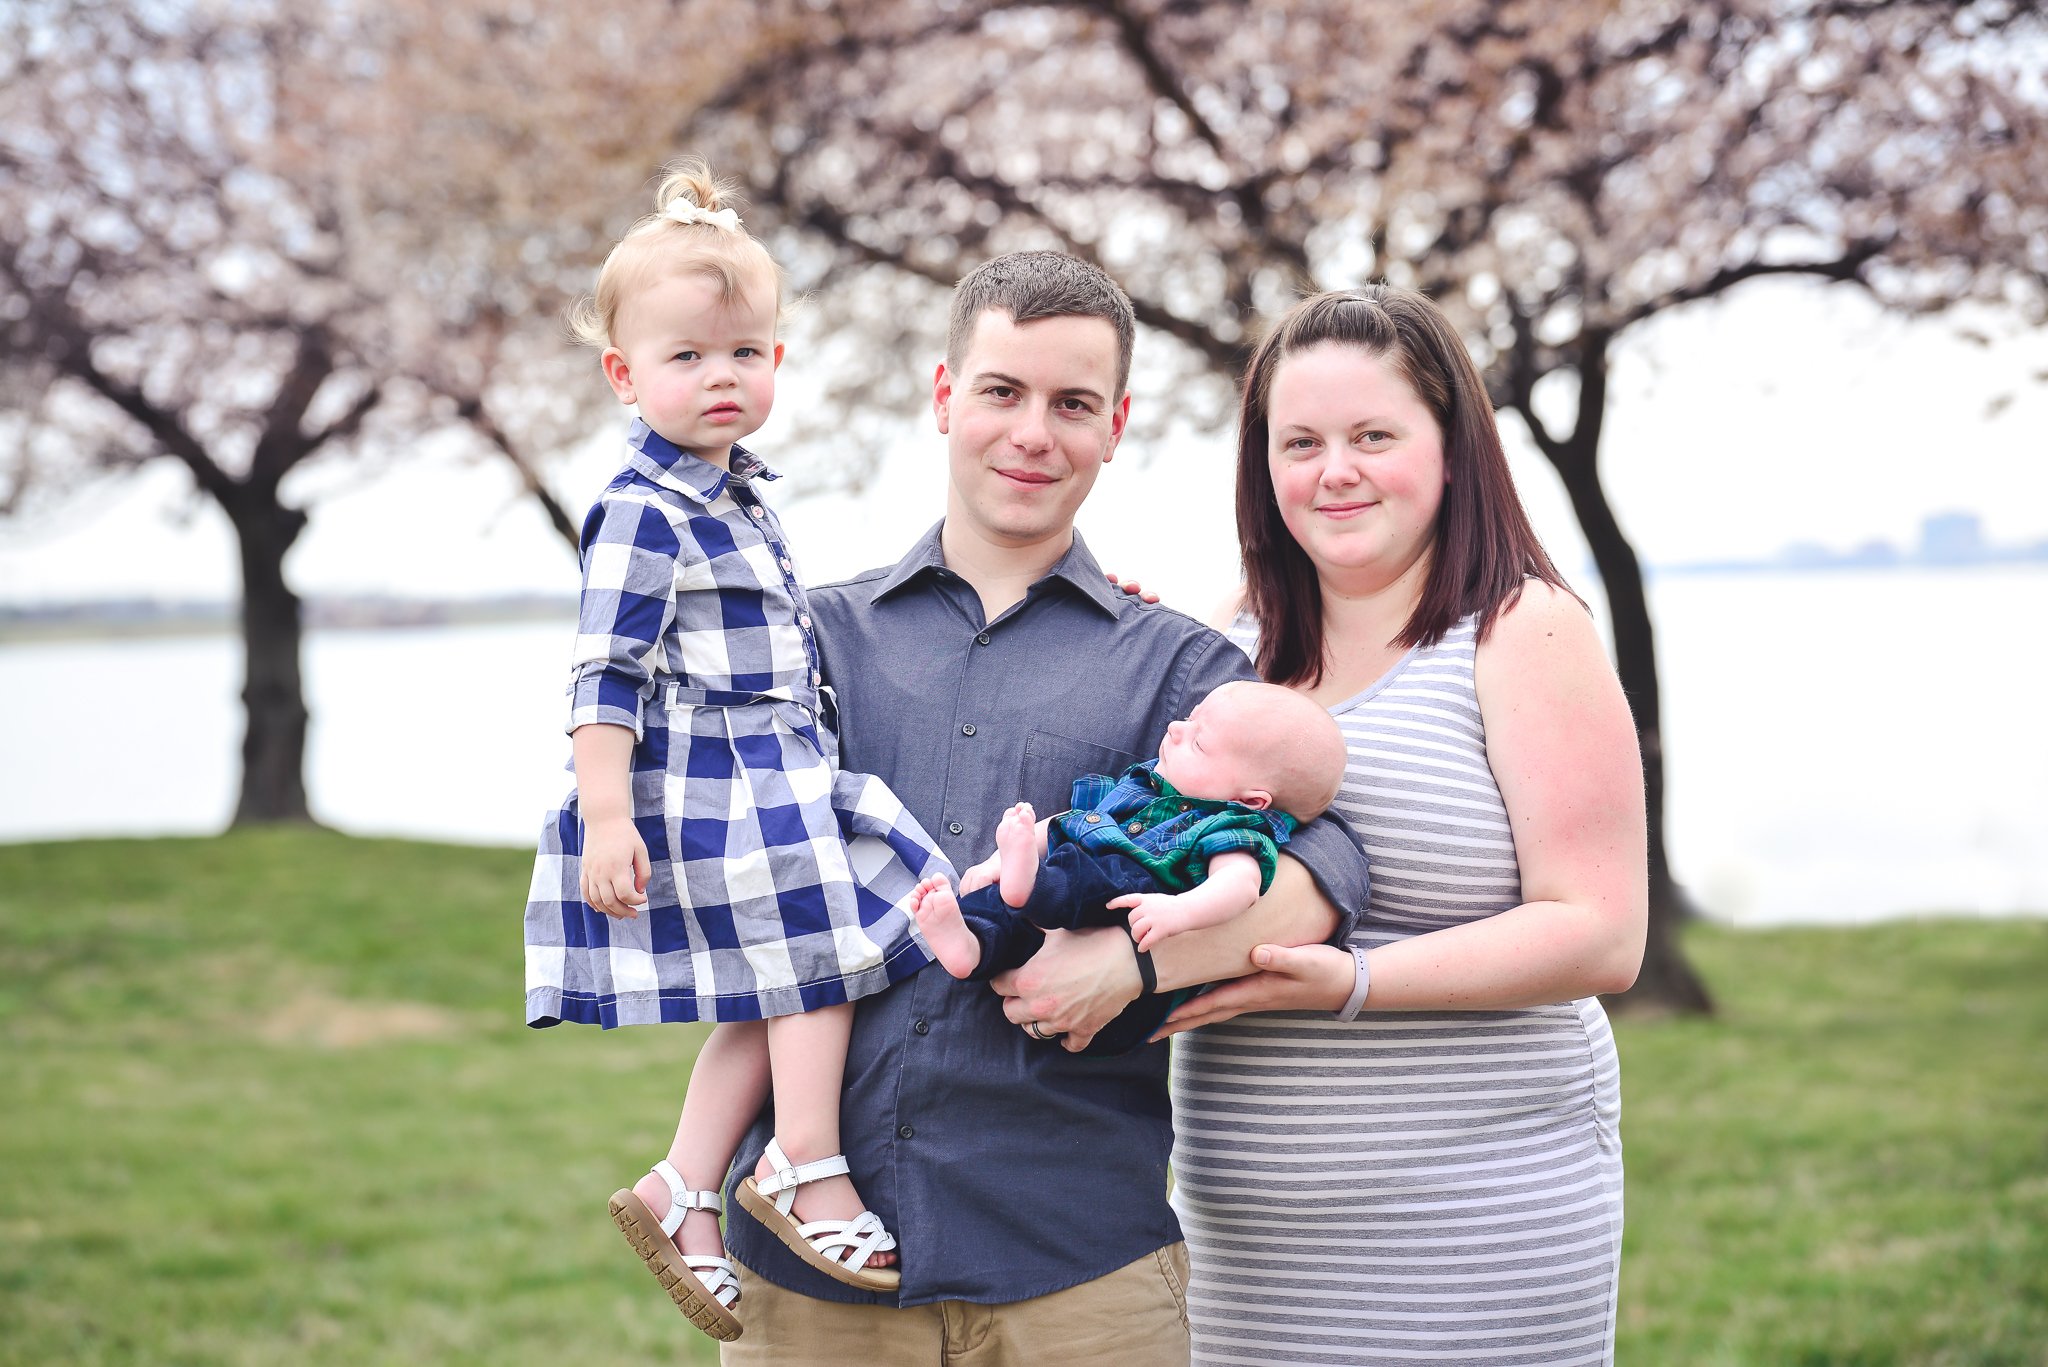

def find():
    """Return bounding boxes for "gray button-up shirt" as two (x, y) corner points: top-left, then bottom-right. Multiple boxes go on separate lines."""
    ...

(725, 524), (1370, 1307)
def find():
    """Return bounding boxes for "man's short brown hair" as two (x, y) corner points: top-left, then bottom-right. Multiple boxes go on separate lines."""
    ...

(946, 252), (1137, 399)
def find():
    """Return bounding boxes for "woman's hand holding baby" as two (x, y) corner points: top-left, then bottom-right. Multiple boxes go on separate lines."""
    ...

(1148, 942), (1353, 1040)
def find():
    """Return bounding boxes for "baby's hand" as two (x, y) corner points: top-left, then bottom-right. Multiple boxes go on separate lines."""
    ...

(1111, 892), (1190, 953)
(581, 817), (650, 919)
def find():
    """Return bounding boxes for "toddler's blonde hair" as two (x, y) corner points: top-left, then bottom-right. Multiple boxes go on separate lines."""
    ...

(568, 157), (783, 349)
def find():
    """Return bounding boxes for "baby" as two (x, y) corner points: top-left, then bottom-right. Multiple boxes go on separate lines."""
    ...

(910, 680), (1347, 1054)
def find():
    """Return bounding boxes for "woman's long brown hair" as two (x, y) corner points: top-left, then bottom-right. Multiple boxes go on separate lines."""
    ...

(1235, 286), (1577, 688)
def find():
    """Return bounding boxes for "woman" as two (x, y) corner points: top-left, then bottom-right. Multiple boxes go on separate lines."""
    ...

(1158, 286), (1648, 1365)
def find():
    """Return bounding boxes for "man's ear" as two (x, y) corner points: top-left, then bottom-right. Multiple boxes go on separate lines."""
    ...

(601, 347), (636, 405)
(1102, 391), (1132, 463)
(932, 360), (954, 435)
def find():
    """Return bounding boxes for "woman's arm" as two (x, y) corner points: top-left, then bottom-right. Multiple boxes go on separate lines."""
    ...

(991, 856), (1339, 1050)
(1156, 584), (1646, 1033)
(1370, 582), (1646, 1005)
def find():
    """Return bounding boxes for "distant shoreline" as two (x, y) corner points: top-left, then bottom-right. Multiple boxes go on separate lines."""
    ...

(0, 594), (576, 644)
(3, 555), (2044, 644)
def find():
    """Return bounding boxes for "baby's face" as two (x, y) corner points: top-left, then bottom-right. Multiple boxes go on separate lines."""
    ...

(1153, 688), (1277, 807)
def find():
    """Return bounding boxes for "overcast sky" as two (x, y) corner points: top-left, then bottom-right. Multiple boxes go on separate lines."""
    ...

(2, 277), (2044, 612)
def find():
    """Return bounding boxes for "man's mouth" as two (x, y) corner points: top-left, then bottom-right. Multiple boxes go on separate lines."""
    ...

(996, 467), (1056, 487)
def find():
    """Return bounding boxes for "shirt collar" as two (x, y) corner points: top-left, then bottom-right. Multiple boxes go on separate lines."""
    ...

(870, 522), (1123, 619)
(624, 418), (779, 505)
(1129, 758), (1169, 794)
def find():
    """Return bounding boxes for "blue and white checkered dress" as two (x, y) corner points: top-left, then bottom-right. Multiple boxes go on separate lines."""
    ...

(524, 420), (946, 1028)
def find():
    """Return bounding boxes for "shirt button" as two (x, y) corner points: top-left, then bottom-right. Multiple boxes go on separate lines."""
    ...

(811, 671), (822, 685)
(961, 723), (976, 737)
(1127, 821), (1144, 834)
(749, 506), (767, 519)
(898, 1124), (916, 1140)
(948, 822), (964, 836)
(798, 614), (811, 629)
(976, 633), (991, 646)
(780, 557), (792, 571)
(1085, 813), (1102, 824)
(913, 1018), (930, 1036)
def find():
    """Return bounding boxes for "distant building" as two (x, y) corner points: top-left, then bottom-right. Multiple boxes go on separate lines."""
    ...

(1919, 512), (1985, 564)
(1843, 540), (1902, 568)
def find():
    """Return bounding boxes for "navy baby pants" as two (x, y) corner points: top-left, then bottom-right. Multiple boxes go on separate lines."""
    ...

(957, 843), (1197, 1056)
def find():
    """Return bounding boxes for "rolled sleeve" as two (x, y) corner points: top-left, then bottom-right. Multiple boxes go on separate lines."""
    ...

(565, 493), (684, 738)
(1280, 814), (1370, 944)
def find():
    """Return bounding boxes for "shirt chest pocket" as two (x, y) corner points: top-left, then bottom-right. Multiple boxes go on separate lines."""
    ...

(1019, 729), (1144, 819)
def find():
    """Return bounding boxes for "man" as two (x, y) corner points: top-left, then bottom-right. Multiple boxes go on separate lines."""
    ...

(722, 252), (1368, 1365)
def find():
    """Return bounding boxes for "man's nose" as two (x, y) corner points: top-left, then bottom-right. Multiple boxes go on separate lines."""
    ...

(1010, 400), (1054, 452)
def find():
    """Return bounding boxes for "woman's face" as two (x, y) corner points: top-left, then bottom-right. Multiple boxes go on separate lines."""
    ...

(1266, 342), (1447, 589)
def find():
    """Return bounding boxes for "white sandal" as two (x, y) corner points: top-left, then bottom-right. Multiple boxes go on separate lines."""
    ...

(734, 1138), (901, 1291)
(609, 1160), (745, 1341)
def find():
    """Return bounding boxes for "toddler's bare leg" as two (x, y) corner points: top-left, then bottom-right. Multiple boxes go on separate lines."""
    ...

(995, 802), (1040, 908)
(754, 1004), (896, 1268)
(910, 874), (984, 978)
(632, 1020), (769, 1258)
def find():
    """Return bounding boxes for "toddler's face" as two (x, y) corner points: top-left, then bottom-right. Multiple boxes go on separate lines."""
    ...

(603, 271), (781, 464)
(1153, 687), (1275, 807)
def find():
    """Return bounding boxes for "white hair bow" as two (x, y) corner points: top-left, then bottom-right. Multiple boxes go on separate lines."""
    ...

(664, 200), (742, 232)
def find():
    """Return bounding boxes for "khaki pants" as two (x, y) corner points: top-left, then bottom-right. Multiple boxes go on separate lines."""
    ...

(719, 1244), (1191, 1367)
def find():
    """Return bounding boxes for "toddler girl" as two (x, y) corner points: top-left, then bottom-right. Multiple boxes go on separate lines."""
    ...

(522, 160), (945, 1342)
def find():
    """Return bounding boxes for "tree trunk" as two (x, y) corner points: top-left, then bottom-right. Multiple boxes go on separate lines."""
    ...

(225, 491), (313, 825)
(1537, 339), (1714, 1015)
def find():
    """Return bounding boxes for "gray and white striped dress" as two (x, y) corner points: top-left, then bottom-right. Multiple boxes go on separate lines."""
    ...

(1170, 613), (1624, 1365)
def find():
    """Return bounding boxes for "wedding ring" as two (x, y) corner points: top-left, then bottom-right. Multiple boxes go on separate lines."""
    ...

(1026, 1021), (1052, 1040)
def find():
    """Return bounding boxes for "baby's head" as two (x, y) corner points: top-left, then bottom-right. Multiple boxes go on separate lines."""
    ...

(570, 159), (785, 462)
(1153, 681), (1345, 822)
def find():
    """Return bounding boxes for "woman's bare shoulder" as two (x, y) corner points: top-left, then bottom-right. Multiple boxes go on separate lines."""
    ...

(1475, 581), (1610, 686)
(1207, 586), (1246, 631)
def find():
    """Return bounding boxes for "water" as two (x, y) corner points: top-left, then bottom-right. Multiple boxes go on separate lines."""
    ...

(3, 569), (2043, 925)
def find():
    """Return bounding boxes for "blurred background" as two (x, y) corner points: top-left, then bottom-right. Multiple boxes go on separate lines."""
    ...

(2, 1), (2044, 1363)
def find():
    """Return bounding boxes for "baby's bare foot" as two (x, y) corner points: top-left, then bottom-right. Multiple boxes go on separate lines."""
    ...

(910, 874), (983, 978)
(995, 802), (1039, 909)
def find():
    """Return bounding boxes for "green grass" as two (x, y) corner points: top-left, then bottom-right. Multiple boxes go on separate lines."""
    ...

(0, 832), (722, 1366)
(2, 831), (2044, 1365)
(1617, 919), (2048, 1365)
